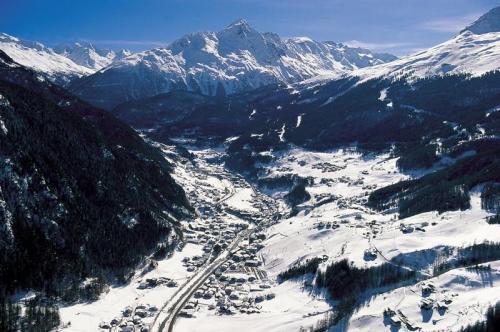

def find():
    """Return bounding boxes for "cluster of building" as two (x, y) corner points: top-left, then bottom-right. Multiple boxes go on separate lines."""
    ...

(419, 281), (456, 312)
(99, 303), (158, 332)
(314, 221), (341, 231)
(311, 162), (345, 173)
(181, 220), (249, 272)
(137, 277), (177, 290)
(180, 231), (277, 318)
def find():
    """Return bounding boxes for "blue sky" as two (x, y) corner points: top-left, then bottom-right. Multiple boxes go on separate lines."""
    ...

(1, 0), (498, 55)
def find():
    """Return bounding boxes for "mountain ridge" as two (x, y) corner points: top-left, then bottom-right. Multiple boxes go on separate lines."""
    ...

(68, 20), (397, 109)
(461, 6), (500, 34)
(54, 41), (131, 70)
(0, 33), (130, 85)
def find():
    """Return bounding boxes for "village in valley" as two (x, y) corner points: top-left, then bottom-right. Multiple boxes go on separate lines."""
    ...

(59, 144), (499, 332)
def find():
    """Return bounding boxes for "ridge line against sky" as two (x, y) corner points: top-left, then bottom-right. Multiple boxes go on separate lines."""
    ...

(1, 0), (499, 55)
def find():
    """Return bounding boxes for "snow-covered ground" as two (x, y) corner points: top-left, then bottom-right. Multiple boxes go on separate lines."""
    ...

(0, 33), (93, 84)
(356, 30), (500, 82)
(59, 145), (498, 332)
(175, 281), (331, 332)
(59, 144), (279, 332)
(59, 243), (202, 331)
(175, 147), (499, 332)
(224, 188), (259, 213)
(346, 261), (500, 332)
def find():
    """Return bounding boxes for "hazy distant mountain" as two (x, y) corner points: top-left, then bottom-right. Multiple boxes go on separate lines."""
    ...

(54, 42), (131, 70)
(0, 33), (131, 85)
(0, 33), (93, 85)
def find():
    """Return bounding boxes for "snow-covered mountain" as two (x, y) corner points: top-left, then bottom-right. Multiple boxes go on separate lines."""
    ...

(461, 5), (500, 34)
(0, 33), (131, 85)
(69, 19), (396, 109)
(54, 42), (131, 71)
(354, 7), (500, 82)
(0, 33), (93, 85)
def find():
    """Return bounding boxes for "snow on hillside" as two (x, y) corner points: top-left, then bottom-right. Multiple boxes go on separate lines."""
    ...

(70, 19), (396, 107)
(0, 33), (93, 84)
(355, 7), (500, 82)
(346, 261), (500, 332)
(461, 5), (500, 35)
(298, 7), (500, 87)
(261, 149), (496, 273)
(356, 30), (500, 82)
(54, 42), (131, 71)
(174, 147), (498, 332)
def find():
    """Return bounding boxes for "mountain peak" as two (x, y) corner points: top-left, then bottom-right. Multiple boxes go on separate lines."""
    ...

(225, 18), (253, 34)
(461, 6), (500, 34)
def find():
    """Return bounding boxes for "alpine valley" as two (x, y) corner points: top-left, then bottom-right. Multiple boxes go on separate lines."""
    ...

(0, 5), (499, 332)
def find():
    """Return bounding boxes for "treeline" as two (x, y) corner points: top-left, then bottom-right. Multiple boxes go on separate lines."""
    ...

(284, 182), (311, 206)
(368, 139), (500, 218)
(0, 296), (60, 332)
(482, 183), (500, 212)
(461, 301), (500, 332)
(1, 207), (173, 301)
(433, 241), (500, 276)
(487, 214), (500, 225)
(278, 257), (322, 282)
(396, 144), (439, 171)
(258, 174), (313, 191)
(316, 259), (416, 299)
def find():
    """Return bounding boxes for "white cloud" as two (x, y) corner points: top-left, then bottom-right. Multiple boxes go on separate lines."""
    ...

(418, 13), (480, 32)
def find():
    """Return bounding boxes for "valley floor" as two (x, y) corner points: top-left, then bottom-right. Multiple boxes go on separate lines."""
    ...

(59, 145), (499, 332)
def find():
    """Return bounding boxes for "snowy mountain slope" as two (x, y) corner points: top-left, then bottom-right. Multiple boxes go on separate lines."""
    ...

(69, 19), (396, 109)
(0, 34), (131, 85)
(54, 42), (131, 70)
(355, 30), (500, 82)
(353, 6), (500, 82)
(461, 5), (500, 35)
(0, 33), (93, 85)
